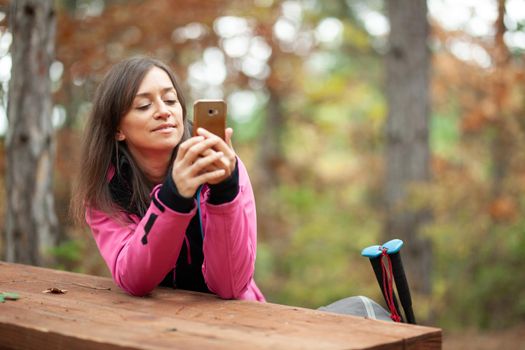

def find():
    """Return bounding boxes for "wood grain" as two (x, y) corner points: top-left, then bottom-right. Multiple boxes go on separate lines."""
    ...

(0, 262), (441, 349)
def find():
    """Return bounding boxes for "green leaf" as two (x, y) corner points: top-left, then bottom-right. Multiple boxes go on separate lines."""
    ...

(0, 292), (20, 301)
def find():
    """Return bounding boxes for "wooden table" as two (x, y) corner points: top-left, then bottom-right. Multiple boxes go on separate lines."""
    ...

(0, 261), (441, 349)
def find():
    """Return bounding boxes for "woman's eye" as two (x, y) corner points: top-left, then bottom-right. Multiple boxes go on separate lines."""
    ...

(165, 99), (177, 105)
(136, 104), (150, 111)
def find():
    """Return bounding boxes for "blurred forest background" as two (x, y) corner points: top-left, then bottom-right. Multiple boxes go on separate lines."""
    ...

(1, 0), (524, 346)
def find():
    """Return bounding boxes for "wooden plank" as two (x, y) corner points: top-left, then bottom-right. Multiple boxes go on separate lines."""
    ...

(0, 262), (441, 349)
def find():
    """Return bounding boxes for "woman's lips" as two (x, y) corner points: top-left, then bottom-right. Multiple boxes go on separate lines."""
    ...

(152, 123), (176, 132)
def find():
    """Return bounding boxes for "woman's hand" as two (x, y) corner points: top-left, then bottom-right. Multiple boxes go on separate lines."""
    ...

(171, 128), (237, 197)
(196, 127), (237, 185)
(171, 135), (227, 198)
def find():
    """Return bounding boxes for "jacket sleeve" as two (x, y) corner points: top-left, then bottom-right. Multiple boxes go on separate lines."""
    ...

(201, 158), (258, 299)
(86, 192), (196, 296)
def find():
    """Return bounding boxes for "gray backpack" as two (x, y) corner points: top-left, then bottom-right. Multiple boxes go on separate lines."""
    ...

(318, 296), (393, 322)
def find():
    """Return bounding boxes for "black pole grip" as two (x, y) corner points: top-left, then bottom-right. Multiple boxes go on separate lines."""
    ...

(389, 252), (416, 324)
(369, 257), (403, 322)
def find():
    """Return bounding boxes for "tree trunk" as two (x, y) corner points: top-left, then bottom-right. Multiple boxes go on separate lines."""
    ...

(257, 88), (284, 189)
(490, 0), (510, 199)
(384, 0), (432, 294)
(4, 0), (58, 265)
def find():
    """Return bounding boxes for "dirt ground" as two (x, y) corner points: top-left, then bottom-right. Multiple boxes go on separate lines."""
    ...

(443, 323), (525, 350)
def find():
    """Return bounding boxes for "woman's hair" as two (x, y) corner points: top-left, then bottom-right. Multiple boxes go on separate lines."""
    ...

(71, 57), (191, 224)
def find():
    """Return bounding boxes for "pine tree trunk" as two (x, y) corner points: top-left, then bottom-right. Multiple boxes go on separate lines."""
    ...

(491, 0), (510, 199)
(4, 0), (58, 265)
(384, 0), (432, 294)
(257, 89), (284, 189)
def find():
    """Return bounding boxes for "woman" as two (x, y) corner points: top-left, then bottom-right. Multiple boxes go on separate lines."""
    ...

(72, 57), (264, 301)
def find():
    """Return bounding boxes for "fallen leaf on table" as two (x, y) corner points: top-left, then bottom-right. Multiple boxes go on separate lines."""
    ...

(42, 287), (67, 294)
(0, 292), (20, 302)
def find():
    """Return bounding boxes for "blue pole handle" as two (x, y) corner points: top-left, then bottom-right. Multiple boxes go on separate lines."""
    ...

(361, 239), (404, 257)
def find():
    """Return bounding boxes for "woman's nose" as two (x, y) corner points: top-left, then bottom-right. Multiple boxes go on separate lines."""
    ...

(153, 101), (170, 119)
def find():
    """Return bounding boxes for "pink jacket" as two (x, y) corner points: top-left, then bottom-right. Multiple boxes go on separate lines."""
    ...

(86, 159), (265, 301)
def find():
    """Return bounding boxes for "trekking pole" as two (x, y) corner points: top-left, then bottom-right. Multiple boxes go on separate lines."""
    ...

(362, 244), (403, 322)
(382, 239), (416, 324)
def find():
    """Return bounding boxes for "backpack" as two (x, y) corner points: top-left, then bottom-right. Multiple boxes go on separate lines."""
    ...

(318, 296), (393, 322)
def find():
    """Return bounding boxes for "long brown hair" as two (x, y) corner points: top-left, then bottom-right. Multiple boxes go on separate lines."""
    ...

(71, 57), (191, 224)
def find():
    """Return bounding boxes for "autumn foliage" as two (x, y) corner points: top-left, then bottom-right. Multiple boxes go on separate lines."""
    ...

(0, 0), (524, 330)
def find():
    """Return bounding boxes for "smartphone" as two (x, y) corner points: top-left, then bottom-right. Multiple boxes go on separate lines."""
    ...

(193, 100), (227, 140)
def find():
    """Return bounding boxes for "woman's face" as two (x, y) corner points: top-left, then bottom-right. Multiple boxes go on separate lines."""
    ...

(116, 66), (184, 159)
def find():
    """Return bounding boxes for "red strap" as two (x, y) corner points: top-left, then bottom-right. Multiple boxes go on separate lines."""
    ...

(381, 248), (402, 322)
